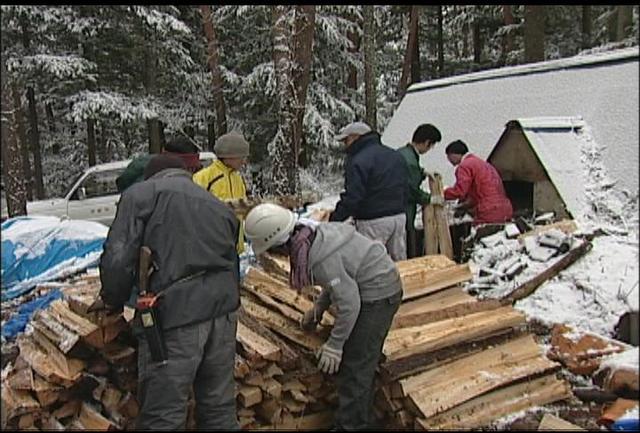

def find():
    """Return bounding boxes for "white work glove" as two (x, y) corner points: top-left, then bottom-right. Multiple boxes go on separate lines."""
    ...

(300, 308), (319, 332)
(430, 195), (444, 206)
(316, 343), (342, 375)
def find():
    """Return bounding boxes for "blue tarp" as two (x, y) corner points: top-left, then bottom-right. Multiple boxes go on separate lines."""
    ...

(1, 288), (63, 340)
(1, 216), (108, 301)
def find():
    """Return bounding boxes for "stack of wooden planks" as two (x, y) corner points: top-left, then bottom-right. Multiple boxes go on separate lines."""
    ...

(374, 254), (573, 429)
(1, 275), (139, 430)
(2, 251), (573, 430)
(236, 261), (337, 430)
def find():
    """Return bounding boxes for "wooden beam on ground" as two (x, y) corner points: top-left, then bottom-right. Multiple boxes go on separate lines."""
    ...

(392, 287), (502, 329)
(538, 413), (585, 430)
(402, 334), (561, 418)
(504, 240), (592, 303)
(383, 306), (526, 362)
(416, 374), (572, 430)
(381, 329), (524, 384)
(402, 263), (472, 301)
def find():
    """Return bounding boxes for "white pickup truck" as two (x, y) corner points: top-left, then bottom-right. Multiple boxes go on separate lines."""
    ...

(1, 152), (216, 226)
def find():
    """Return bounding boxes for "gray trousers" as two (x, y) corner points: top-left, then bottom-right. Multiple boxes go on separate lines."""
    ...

(136, 312), (239, 430)
(355, 213), (407, 261)
(334, 291), (402, 430)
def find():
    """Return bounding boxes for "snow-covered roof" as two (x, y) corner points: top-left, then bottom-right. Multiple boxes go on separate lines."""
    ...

(381, 47), (639, 197)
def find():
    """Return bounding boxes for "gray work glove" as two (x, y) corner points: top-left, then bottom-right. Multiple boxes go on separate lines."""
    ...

(316, 343), (342, 375)
(301, 308), (319, 332)
(430, 195), (444, 206)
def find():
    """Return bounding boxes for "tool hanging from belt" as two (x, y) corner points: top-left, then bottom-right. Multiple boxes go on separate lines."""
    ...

(136, 246), (168, 365)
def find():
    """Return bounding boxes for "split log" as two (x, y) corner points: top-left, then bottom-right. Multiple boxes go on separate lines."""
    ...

(238, 309), (300, 369)
(1, 383), (40, 426)
(396, 255), (456, 273)
(402, 263), (472, 301)
(428, 173), (453, 258)
(422, 203), (439, 255)
(274, 410), (333, 430)
(518, 219), (578, 241)
(7, 365), (34, 390)
(503, 240), (592, 303)
(18, 331), (85, 386)
(78, 402), (114, 430)
(383, 306), (526, 362)
(238, 385), (263, 408)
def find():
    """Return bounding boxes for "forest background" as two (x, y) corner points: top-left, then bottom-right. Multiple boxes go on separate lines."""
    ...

(1, 5), (638, 216)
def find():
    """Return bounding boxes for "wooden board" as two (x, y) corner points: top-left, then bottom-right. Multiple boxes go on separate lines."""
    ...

(402, 263), (472, 301)
(396, 255), (456, 274)
(237, 321), (282, 362)
(416, 374), (572, 430)
(383, 306), (526, 361)
(403, 335), (560, 418)
(241, 297), (325, 352)
(423, 204), (439, 255)
(538, 413), (585, 430)
(429, 173), (453, 258)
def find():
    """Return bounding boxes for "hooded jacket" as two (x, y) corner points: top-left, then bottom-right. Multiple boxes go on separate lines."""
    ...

(330, 132), (408, 222)
(100, 168), (240, 331)
(193, 159), (247, 253)
(308, 223), (403, 351)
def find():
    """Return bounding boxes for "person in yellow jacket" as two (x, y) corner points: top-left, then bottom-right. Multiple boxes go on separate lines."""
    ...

(193, 132), (250, 253)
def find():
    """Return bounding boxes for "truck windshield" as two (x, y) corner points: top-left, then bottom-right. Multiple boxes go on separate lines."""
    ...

(63, 172), (84, 198)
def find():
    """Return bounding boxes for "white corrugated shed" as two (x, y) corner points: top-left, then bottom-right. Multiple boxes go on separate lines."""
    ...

(381, 47), (639, 198)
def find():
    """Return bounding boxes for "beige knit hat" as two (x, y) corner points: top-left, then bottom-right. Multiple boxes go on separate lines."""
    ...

(214, 132), (250, 158)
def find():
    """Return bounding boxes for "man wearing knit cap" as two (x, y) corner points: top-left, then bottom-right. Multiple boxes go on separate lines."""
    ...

(116, 135), (202, 193)
(101, 153), (241, 430)
(193, 131), (250, 253)
(330, 121), (409, 261)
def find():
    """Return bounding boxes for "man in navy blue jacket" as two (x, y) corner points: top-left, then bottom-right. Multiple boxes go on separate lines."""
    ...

(329, 121), (409, 261)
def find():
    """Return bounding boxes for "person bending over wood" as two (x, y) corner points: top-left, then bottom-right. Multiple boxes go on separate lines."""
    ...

(244, 203), (403, 430)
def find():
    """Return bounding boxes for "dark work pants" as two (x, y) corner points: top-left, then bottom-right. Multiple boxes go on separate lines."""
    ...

(334, 292), (402, 430)
(135, 312), (239, 430)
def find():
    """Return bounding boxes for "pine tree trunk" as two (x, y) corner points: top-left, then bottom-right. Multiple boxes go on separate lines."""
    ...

(462, 21), (469, 58)
(12, 85), (33, 201)
(616, 5), (632, 41)
(269, 5), (298, 196)
(524, 5), (545, 63)
(363, 5), (377, 130)
(347, 14), (360, 90)
(292, 5), (315, 170)
(200, 5), (228, 138)
(26, 87), (44, 199)
(437, 5), (444, 77)
(411, 15), (421, 84)
(473, 14), (482, 64)
(399, 6), (419, 98)
(98, 122), (107, 163)
(607, 6), (618, 42)
(581, 6), (592, 50)
(87, 118), (97, 167)
(147, 118), (163, 154)
(2, 65), (27, 217)
(502, 5), (515, 61)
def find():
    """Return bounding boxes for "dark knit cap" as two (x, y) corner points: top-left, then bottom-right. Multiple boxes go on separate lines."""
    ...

(143, 154), (186, 180)
(164, 135), (199, 154)
(445, 139), (469, 155)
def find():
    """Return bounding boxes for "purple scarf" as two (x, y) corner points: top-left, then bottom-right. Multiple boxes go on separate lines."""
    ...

(288, 225), (316, 291)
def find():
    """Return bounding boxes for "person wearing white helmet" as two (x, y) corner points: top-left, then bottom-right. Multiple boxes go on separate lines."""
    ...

(245, 203), (403, 430)
(193, 131), (250, 253)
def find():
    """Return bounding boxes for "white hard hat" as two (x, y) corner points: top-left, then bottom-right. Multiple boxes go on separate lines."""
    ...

(245, 203), (297, 255)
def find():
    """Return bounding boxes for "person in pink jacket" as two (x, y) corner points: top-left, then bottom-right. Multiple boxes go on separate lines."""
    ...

(443, 140), (513, 225)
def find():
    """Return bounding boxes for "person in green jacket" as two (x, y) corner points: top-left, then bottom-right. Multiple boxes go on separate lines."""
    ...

(397, 124), (443, 258)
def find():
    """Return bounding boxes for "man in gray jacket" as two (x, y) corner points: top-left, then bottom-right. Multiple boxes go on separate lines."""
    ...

(100, 154), (240, 430)
(244, 203), (403, 430)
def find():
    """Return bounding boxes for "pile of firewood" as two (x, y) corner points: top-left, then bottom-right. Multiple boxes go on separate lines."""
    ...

(372, 255), (573, 430)
(2, 250), (576, 431)
(1, 274), (138, 430)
